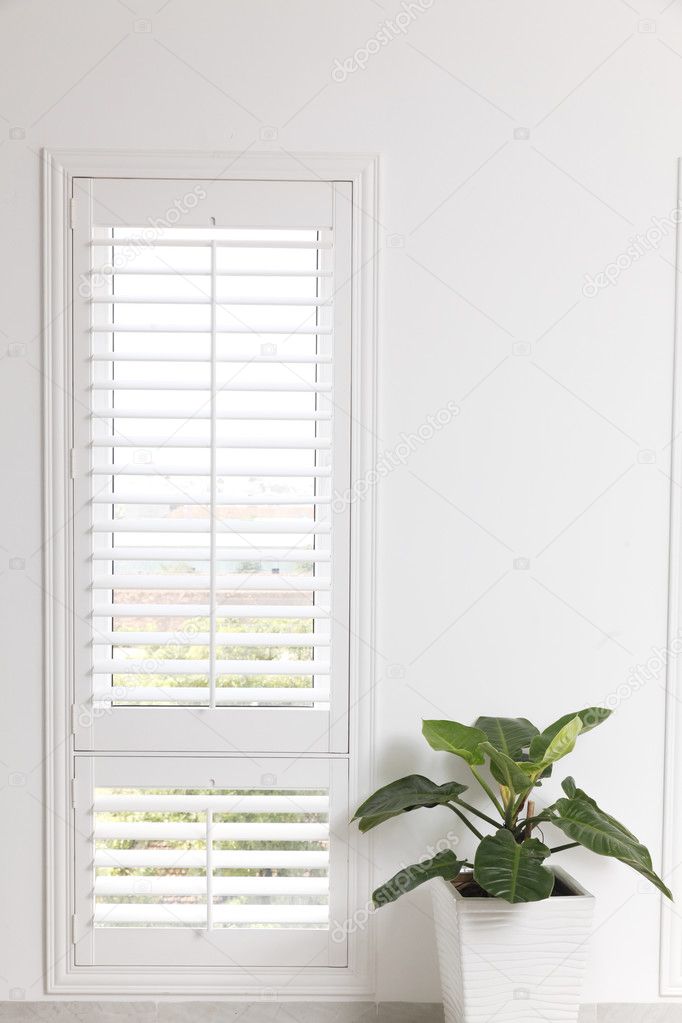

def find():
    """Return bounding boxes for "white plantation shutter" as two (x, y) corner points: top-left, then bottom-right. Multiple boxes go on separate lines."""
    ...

(73, 756), (348, 968)
(67, 176), (354, 972)
(71, 177), (352, 754)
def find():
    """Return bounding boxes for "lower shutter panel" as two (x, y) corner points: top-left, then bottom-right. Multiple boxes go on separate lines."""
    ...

(74, 756), (348, 968)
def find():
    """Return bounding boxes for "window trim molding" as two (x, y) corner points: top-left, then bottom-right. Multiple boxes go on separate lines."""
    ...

(42, 148), (379, 996)
(661, 157), (682, 997)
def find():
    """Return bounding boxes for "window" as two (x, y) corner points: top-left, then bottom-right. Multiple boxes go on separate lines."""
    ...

(44, 154), (377, 994)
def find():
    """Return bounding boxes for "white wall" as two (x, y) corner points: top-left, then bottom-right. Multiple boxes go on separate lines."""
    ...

(1, 0), (681, 1005)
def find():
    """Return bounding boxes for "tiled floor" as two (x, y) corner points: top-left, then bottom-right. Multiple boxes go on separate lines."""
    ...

(0, 1005), (441, 1023)
(1, 1005), (682, 1022)
(0, 1005), (440, 1023)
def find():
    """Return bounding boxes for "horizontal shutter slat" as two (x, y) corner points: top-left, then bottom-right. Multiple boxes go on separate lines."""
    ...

(100, 632), (326, 646)
(90, 267), (333, 277)
(91, 436), (331, 448)
(93, 686), (329, 703)
(90, 325), (331, 335)
(94, 849), (329, 869)
(92, 495), (330, 505)
(94, 793), (328, 812)
(95, 877), (329, 896)
(93, 574), (327, 591)
(91, 296), (330, 306)
(91, 466), (330, 477)
(95, 659), (327, 675)
(92, 409), (332, 421)
(93, 546), (327, 561)
(91, 353), (332, 364)
(91, 519), (329, 533)
(91, 237), (332, 249)
(91, 380), (332, 390)
(94, 905), (328, 925)
(94, 821), (328, 840)
(95, 603), (328, 618)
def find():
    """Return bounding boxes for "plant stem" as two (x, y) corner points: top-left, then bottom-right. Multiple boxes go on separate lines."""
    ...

(447, 803), (484, 841)
(510, 791), (532, 823)
(549, 842), (580, 854)
(522, 813), (551, 831)
(469, 767), (505, 818)
(453, 799), (499, 828)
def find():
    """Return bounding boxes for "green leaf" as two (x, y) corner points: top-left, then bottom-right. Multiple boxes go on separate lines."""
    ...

(473, 829), (554, 903)
(478, 742), (535, 795)
(515, 718), (583, 786)
(539, 715), (583, 767)
(560, 773), (633, 838)
(562, 776), (577, 798)
(474, 717), (539, 758)
(372, 850), (467, 907)
(553, 793), (672, 900)
(530, 708), (611, 762)
(352, 775), (469, 832)
(422, 720), (487, 765)
(559, 778), (638, 842)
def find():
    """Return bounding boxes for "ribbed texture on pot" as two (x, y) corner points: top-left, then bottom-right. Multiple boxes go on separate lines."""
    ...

(432, 874), (595, 1023)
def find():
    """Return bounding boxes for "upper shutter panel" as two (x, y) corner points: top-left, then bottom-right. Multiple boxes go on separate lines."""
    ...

(71, 179), (352, 754)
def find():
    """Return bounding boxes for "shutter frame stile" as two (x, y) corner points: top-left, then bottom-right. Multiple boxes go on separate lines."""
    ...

(73, 757), (95, 967)
(71, 178), (353, 756)
(44, 152), (377, 996)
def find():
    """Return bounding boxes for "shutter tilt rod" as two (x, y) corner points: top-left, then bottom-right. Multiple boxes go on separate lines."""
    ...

(206, 808), (214, 931)
(208, 240), (217, 711)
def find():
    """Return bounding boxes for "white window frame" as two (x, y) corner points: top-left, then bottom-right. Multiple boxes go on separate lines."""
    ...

(661, 158), (682, 997)
(43, 149), (378, 997)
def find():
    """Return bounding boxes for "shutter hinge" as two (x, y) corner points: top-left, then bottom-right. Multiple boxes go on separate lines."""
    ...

(71, 913), (78, 943)
(70, 751), (79, 807)
(70, 448), (87, 479)
(69, 197), (78, 231)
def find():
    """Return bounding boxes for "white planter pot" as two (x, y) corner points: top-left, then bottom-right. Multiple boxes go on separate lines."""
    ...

(431, 868), (594, 1023)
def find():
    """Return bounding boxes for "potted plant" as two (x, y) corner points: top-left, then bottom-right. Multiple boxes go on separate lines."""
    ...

(353, 710), (671, 1023)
